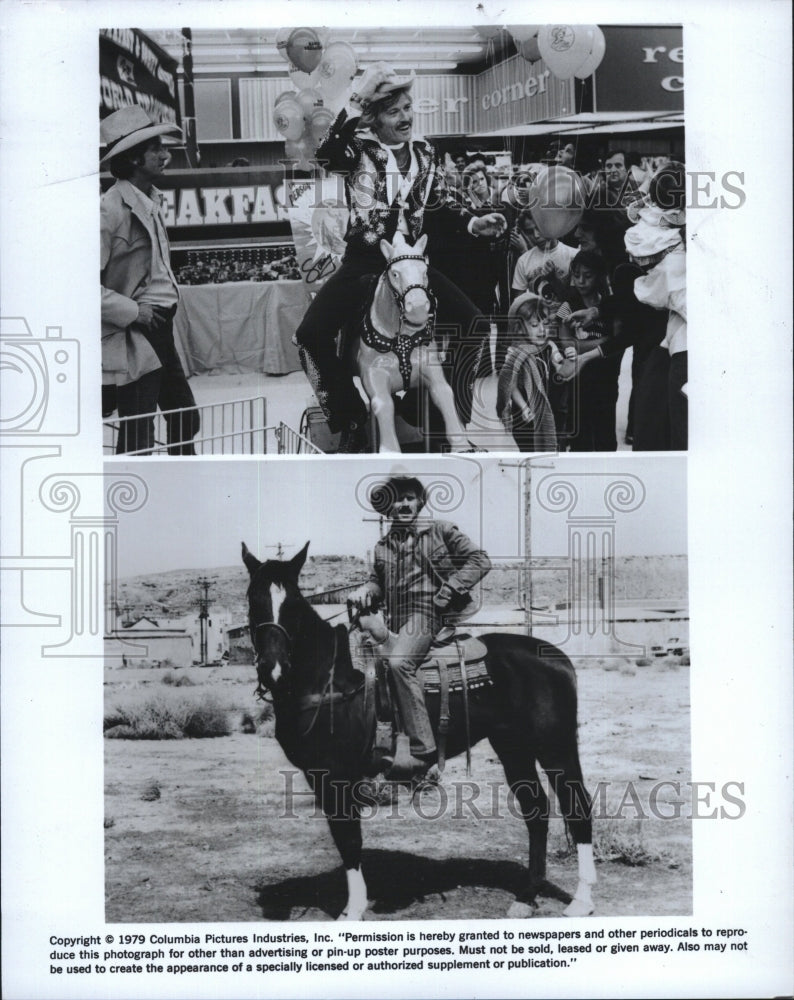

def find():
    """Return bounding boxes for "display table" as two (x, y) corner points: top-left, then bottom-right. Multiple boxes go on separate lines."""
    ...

(173, 280), (310, 376)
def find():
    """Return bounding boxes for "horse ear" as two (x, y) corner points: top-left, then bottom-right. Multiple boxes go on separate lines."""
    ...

(379, 239), (392, 262)
(241, 542), (261, 576)
(289, 541), (310, 577)
(415, 234), (428, 254)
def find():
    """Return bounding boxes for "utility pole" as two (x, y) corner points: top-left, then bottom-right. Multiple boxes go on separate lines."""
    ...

(264, 542), (293, 560)
(195, 577), (212, 665)
(499, 458), (555, 636)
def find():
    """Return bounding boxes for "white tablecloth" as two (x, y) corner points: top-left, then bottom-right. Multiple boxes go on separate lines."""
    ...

(173, 280), (310, 376)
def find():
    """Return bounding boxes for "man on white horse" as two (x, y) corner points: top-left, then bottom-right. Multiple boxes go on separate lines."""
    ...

(347, 472), (491, 778)
(296, 63), (507, 451)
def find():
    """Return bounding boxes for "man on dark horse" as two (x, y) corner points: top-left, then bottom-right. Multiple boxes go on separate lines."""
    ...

(347, 473), (491, 777)
(296, 62), (508, 451)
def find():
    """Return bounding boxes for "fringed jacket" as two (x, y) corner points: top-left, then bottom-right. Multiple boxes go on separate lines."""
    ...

(316, 110), (474, 259)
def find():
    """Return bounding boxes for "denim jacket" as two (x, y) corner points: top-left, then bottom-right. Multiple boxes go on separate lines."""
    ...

(368, 519), (491, 612)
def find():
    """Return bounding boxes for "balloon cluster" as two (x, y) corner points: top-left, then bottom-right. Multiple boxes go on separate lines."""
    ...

(272, 28), (358, 169)
(509, 24), (606, 80)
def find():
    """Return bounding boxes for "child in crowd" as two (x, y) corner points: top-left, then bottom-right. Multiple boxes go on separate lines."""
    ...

(496, 285), (576, 452)
(511, 213), (577, 303)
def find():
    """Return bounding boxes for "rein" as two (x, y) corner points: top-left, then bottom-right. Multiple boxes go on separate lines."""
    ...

(251, 618), (364, 736)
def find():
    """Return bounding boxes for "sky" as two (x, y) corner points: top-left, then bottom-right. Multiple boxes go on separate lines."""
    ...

(109, 453), (687, 577)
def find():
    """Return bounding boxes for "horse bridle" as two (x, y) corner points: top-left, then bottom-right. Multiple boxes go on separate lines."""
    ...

(384, 253), (437, 327)
(250, 620), (292, 696)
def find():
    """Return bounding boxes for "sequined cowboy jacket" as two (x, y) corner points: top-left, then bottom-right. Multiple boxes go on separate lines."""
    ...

(316, 109), (474, 258)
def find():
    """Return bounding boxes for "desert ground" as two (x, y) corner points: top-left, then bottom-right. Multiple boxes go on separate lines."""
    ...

(105, 622), (692, 923)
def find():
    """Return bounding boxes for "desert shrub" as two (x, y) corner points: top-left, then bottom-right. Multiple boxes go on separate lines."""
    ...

(140, 781), (161, 801)
(593, 819), (680, 868)
(103, 693), (230, 740)
(680, 654), (691, 666)
(635, 657), (653, 667)
(173, 674), (195, 687)
(104, 816), (115, 829)
(161, 671), (175, 685)
(103, 710), (128, 732)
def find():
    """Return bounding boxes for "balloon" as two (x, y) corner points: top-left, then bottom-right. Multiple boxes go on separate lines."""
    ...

(287, 62), (317, 91)
(527, 165), (586, 239)
(274, 89), (298, 107)
(284, 135), (314, 171)
(538, 24), (595, 80)
(315, 41), (358, 102)
(296, 87), (324, 118)
(275, 27), (293, 61)
(272, 95), (305, 141)
(308, 106), (334, 146)
(519, 37), (542, 63)
(508, 25), (540, 44)
(574, 26), (606, 79)
(286, 27), (323, 74)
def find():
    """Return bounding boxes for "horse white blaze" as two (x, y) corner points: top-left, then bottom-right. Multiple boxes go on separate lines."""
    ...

(339, 867), (368, 920)
(269, 583), (286, 620)
(269, 584), (286, 678)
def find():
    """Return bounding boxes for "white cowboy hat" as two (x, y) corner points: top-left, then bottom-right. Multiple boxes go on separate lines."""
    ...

(368, 67), (417, 104)
(100, 105), (182, 164)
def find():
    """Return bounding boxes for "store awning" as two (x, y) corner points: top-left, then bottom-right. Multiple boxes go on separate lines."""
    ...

(470, 111), (683, 138)
(561, 118), (684, 135)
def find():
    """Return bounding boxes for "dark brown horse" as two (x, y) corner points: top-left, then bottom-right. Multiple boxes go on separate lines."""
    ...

(242, 541), (596, 920)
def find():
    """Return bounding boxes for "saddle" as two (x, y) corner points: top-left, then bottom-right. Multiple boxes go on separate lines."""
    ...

(351, 627), (491, 778)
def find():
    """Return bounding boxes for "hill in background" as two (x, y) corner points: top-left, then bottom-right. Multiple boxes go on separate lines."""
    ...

(112, 555), (688, 621)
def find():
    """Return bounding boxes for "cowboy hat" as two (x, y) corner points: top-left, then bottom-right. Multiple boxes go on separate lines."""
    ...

(367, 67), (417, 105)
(100, 105), (182, 164)
(369, 469), (427, 514)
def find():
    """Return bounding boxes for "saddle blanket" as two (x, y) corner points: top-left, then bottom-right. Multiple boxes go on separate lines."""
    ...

(350, 631), (491, 695)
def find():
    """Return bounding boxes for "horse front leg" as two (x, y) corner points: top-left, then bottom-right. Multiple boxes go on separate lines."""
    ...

(419, 349), (474, 452)
(360, 367), (401, 453)
(311, 771), (369, 920)
(326, 815), (369, 920)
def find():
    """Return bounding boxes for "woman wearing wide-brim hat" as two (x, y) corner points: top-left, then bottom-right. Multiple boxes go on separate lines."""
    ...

(293, 62), (508, 452)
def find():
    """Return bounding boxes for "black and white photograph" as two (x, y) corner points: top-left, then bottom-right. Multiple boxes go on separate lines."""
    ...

(98, 22), (687, 457)
(102, 456), (690, 925)
(0, 2), (792, 1000)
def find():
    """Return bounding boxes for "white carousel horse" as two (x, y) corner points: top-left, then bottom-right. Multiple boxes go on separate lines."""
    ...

(353, 232), (472, 453)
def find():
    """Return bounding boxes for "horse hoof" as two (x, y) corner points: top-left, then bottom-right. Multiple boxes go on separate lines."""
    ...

(563, 897), (595, 917)
(506, 900), (535, 919)
(337, 905), (368, 921)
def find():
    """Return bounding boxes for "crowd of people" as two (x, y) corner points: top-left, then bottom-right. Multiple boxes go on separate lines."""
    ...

(438, 143), (687, 452)
(100, 66), (686, 455)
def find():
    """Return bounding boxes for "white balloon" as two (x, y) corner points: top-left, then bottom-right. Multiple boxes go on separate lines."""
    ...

(315, 41), (358, 102)
(574, 26), (606, 79)
(288, 62), (316, 90)
(538, 24), (595, 80)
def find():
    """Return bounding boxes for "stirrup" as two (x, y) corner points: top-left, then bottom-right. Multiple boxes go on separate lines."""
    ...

(383, 734), (436, 782)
